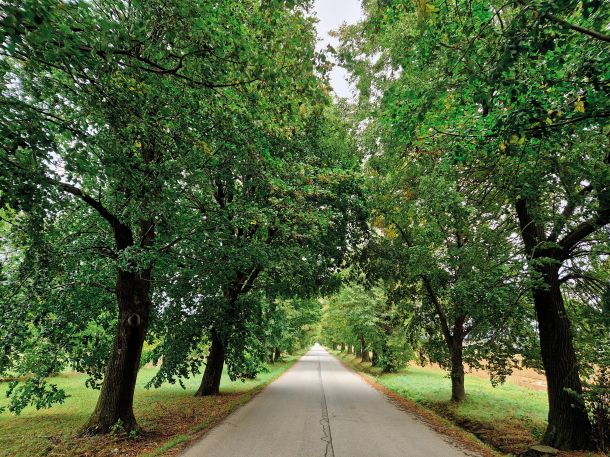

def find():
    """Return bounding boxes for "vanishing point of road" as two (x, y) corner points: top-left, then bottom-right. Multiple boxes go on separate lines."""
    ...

(181, 345), (477, 457)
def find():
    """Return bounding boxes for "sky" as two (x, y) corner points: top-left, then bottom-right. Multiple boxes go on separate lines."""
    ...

(313, 0), (363, 98)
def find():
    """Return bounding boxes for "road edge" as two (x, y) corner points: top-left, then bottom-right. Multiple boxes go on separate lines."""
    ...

(327, 349), (504, 457)
(143, 352), (305, 457)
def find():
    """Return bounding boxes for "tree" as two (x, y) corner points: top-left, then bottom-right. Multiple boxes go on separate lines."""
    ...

(336, 0), (609, 448)
(359, 155), (535, 400)
(322, 282), (410, 372)
(0, 0), (349, 432)
(148, 102), (367, 396)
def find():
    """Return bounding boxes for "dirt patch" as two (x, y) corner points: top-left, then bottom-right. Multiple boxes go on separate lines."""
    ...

(430, 404), (537, 455)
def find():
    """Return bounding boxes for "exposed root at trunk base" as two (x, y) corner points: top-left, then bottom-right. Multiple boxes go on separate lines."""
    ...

(79, 416), (141, 437)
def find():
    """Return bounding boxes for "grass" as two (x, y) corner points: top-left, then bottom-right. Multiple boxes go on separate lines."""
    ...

(379, 364), (548, 434)
(334, 352), (606, 456)
(0, 356), (300, 457)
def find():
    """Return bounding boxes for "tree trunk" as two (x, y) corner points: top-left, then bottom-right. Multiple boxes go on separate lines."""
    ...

(274, 348), (281, 362)
(534, 265), (592, 449)
(515, 198), (595, 449)
(360, 337), (370, 362)
(449, 339), (466, 402)
(340, 342), (345, 352)
(347, 344), (353, 354)
(82, 269), (152, 434)
(195, 330), (225, 396)
(269, 349), (275, 364)
(372, 350), (379, 367)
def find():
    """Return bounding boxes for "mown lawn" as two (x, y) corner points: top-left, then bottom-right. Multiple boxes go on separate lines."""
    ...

(0, 357), (299, 457)
(335, 352), (550, 454)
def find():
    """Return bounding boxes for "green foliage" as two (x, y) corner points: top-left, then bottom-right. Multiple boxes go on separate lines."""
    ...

(0, 0), (365, 421)
(334, 0), (608, 448)
(322, 282), (411, 372)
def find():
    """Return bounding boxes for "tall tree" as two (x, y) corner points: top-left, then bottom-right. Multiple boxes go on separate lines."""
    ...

(148, 104), (367, 396)
(337, 0), (608, 448)
(0, 0), (344, 433)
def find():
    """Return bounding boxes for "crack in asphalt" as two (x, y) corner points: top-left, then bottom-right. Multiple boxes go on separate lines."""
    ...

(318, 357), (335, 457)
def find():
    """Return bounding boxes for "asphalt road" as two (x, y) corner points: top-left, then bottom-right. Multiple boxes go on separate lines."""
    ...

(181, 344), (476, 457)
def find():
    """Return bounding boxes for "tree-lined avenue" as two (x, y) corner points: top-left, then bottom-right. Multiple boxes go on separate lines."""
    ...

(181, 345), (474, 457)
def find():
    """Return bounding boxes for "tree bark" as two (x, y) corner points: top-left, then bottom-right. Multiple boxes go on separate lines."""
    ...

(449, 339), (466, 402)
(274, 348), (281, 362)
(534, 264), (592, 449)
(516, 198), (594, 449)
(360, 337), (370, 362)
(340, 342), (345, 352)
(372, 350), (379, 367)
(82, 269), (152, 434)
(195, 330), (225, 396)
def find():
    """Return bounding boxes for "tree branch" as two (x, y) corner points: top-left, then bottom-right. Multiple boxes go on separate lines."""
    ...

(422, 277), (453, 344)
(543, 13), (610, 43)
(53, 181), (134, 249)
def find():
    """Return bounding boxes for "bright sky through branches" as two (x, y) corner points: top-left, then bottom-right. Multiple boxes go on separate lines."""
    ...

(313, 0), (362, 98)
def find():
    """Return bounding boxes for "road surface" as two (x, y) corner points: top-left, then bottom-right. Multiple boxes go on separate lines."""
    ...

(181, 344), (476, 457)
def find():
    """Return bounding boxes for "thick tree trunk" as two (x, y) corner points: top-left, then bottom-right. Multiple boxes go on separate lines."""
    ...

(372, 350), (379, 367)
(449, 339), (466, 402)
(515, 198), (595, 449)
(534, 265), (592, 449)
(195, 330), (225, 396)
(340, 342), (345, 352)
(347, 344), (353, 354)
(274, 348), (281, 362)
(360, 337), (370, 362)
(82, 269), (152, 434)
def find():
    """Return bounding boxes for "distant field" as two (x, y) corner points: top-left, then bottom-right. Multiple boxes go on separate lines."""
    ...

(0, 358), (299, 457)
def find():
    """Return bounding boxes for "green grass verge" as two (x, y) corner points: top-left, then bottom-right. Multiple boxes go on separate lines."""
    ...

(334, 352), (549, 454)
(0, 355), (300, 457)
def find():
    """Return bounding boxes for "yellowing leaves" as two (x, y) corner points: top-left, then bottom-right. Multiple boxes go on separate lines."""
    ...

(574, 100), (585, 113)
(414, 0), (439, 22)
(500, 134), (526, 151)
(510, 135), (526, 145)
(384, 226), (398, 239)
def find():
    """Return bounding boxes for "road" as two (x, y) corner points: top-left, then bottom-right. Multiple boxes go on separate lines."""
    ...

(181, 344), (476, 457)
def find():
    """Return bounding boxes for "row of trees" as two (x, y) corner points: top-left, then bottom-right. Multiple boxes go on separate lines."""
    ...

(322, 283), (412, 373)
(0, 0), (365, 434)
(322, 0), (609, 451)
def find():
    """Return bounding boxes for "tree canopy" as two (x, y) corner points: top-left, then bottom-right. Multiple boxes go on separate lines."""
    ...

(1, 0), (608, 452)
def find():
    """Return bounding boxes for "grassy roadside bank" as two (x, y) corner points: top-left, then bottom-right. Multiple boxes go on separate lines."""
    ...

(0, 355), (301, 457)
(332, 351), (604, 457)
